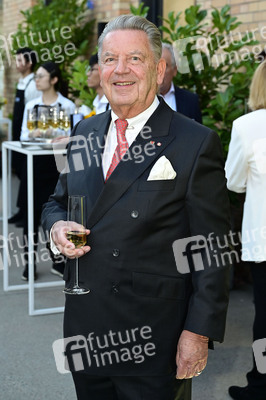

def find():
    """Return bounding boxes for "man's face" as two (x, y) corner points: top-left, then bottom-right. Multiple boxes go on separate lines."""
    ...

(87, 64), (101, 90)
(16, 54), (32, 75)
(99, 29), (165, 118)
(159, 48), (177, 96)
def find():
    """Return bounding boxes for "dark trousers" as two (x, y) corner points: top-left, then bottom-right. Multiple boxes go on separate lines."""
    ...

(72, 372), (191, 400)
(246, 262), (266, 393)
(18, 155), (60, 268)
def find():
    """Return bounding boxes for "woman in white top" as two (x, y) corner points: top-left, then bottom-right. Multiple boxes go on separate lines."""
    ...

(20, 62), (75, 141)
(225, 61), (266, 400)
(18, 61), (75, 281)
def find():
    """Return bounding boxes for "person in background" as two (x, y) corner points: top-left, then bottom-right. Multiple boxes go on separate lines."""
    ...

(85, 53), (109, 114)
(9, 47), (41, 225)
(71, 54), (110, 128)
(159, 43), (202, 123)
(20, 61), (75, 140)
(226, 61), (266, 400)
(42, 15), (231, 400)
(19, 61), (75, 281)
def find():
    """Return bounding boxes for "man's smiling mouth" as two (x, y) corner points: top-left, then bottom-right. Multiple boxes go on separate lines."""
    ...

(114, 82), (134, 86)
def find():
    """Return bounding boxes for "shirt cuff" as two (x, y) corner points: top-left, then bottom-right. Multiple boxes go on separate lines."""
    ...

(49, 223), (61, 255)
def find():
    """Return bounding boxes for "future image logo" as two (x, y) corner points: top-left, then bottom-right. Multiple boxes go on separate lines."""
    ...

(53, 335), (91, 374)
(252, 338), (266, 374)
(173, 36), (205, 74)
(53, 326), (156, 374)
(172, 235), (212, 274)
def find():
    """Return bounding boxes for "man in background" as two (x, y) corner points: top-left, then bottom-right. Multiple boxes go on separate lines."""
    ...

(159, 43), (202, 123)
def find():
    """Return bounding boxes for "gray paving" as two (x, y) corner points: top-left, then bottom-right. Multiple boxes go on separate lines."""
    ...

(0, 175), (254, 400)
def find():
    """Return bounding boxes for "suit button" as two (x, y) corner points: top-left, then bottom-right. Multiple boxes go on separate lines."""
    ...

(112, 284), (119, 294)
(112, 249), (120, 257)
(131, 210), (139, 218)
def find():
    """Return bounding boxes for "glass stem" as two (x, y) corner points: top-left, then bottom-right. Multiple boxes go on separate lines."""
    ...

(74, 258), (79, 288)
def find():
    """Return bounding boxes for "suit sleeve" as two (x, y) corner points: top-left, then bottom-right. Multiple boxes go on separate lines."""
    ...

(225, 122), (247, 193)
(41, 126), (82, 234)
(184, 130), (231, 342)
(41, 168), (68, 235)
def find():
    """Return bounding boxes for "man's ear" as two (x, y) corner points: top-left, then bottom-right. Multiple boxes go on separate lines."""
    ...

(156, 58), (166, 85)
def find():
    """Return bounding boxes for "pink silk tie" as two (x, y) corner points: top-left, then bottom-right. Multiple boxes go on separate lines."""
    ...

(105, 119), (129, 180)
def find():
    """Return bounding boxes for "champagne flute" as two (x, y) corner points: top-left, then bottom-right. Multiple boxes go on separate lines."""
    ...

(50, 107), (59, 136)
(27, 108), (36, 137)
(63, 195), (90, 295)
(37, 109), (49, 137)
(59, 110), (70, 135)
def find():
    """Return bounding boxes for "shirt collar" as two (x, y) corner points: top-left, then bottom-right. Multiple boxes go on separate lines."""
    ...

(166, 81), (175, 96)
(18, 72), (35, 86)
(111, 96), (160, 128)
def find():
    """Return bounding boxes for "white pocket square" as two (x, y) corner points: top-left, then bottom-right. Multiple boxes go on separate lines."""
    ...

(147, 156), (177, 181)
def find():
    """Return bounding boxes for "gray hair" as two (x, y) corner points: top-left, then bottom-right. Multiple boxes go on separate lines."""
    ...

(98, 14), (162, 63)
(162, 43), (176, 67)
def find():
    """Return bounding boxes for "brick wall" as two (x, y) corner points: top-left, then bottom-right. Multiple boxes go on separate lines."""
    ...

(196, 0), (266, 46)
(1, 0), (137, 117)
(92, 0), (136, 21)
(89, 0), (138, 52)
(2, 0), (36, 116)
(3, 0), (265, 117)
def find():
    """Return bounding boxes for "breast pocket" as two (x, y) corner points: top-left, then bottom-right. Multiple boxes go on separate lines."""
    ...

(138, 178), (177, 191)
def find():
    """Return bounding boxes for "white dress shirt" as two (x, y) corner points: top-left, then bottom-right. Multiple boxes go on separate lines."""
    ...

(17, 72), (41, 104)
(225, 109), (266, 261)
(160, 82), (176, 111)
(102, 96), (159, 179)
(93, 94), (109, 114)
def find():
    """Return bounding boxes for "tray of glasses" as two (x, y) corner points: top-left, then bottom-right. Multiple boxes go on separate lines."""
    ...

(20, 138), (55, 149)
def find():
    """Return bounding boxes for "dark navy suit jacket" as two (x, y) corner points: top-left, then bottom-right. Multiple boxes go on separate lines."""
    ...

(42, 99), (230, 376)
(175, 86), (202, 124)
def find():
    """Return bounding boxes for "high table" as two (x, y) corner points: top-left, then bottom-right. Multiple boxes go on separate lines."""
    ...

(2, 141), (66, 316)
(0, 118), (12, 219)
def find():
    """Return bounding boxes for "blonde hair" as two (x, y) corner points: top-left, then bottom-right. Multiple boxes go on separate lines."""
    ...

(248, 61), (266, 111)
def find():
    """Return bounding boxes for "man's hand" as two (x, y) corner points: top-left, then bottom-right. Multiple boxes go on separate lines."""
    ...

(176, 330), (208, 379)
(51, 220), (91, 259)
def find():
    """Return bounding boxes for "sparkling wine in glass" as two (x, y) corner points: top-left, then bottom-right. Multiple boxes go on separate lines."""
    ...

(63, 195), (90, 295)
(50, 107), (59, 132)
(27, 108), (36, 135)
(37, 109), (49, 136)
(59, 110), (70, 135)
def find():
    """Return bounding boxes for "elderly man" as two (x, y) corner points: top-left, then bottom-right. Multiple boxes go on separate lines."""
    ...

(42, 14), (231, 400)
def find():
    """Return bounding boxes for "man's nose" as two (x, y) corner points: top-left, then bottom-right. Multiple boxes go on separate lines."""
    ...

(114, 58), (130, 73)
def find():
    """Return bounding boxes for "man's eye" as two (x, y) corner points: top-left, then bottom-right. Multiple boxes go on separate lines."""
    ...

(131, 56), (141, 61)
(105, 57), (115, 63)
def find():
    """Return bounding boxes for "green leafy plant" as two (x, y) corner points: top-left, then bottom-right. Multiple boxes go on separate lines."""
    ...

(12, 0), (95, 82)
(160, 5), (259, 158)
(68, 60), (96, 110)
(130, 2), (149, 18)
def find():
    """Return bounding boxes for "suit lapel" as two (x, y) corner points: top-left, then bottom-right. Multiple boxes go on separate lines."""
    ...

(80, 112), (110, 209)
(87, 100), (175, 228)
